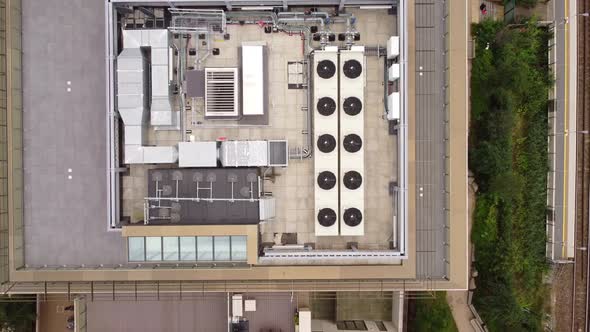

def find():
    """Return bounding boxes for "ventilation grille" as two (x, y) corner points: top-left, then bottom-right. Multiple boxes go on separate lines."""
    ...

(205, 68), (239, 117)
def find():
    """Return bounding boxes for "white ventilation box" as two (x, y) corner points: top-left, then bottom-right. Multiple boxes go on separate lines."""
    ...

(387, 36), (400, 59)
(299, 309), (312, 332)
(232, 294), (243, 318)
(124, 146), (179, 164)
(205, 68), (239, 117)
(220, 140), (268, 167)
(259, 197), (276, 221)
(387, 92), (400, 121)
(143, 146), (179, 164)
(388, 63), (400, 81)
(241, 44), (266, 116)
(244, 299), (257, 312)
(178, 141), (218, 167)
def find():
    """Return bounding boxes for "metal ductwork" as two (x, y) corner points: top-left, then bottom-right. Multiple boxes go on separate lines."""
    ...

(117, 30), (178, 164)
(122, 29), (179, 128)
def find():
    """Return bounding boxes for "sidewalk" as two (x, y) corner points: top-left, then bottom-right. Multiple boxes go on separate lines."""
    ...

(445, 3), (479, 330)
(446, 177), (478, 332)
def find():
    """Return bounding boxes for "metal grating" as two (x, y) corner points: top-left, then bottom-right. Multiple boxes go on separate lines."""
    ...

(205, 68), (239, 117)
(415, 0), (448, 279)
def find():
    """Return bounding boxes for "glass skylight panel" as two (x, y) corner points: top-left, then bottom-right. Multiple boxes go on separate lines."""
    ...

(128, 237), (145, 262)
(145, 236), (162, 261)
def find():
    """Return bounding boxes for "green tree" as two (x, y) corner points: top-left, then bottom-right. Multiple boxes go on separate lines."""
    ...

(0, 301), (36, 332)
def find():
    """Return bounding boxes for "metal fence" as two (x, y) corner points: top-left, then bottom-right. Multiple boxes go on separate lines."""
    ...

(0, 278), (445, 300)
(546, 24), (558, 261)
(0, 0), (24, 283)
(442, 0), (451, 279)
(0, 0), (9, 284)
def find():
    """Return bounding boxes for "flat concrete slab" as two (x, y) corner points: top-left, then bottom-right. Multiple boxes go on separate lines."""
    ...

(86, 293), (228, 332)
(242, 292), (295, 332)
(22, 0), (126, 267)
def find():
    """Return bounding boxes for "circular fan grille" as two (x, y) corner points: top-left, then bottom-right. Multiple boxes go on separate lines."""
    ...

(316, 60), (336, 79)
(317, 171), (337, 190)
(317, 97), (337, 116)
(343, 59), (362, 79)
(317, 134), (336, 153)
(343, 96), (362, 116)
(317, 208), (337, 227)
(343, 134), (363, 153)
(343, 208), (363, 227)
(343, 171), (363, 190)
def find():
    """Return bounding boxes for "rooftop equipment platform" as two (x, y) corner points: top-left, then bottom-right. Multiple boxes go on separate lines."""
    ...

(145, 168), (261, 225)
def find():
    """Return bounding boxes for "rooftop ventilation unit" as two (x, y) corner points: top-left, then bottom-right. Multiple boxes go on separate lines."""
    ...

(205, 68), (239, 117)
(339, 47), (366, 236)
(313, 48), (340, 236)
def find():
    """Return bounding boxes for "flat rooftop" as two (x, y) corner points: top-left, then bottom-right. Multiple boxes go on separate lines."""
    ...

(21, 4), (404, 268)
(12, 0), (469, 291)
(22, 0), (126, 267)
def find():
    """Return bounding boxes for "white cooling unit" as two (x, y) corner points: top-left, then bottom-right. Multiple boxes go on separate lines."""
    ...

(205, 68), (239, 117)
(339, 47), (365, 236)
(313, 48), (340, 236)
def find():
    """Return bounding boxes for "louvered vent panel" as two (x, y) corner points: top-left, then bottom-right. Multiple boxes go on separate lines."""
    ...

(205, 68), (239, 117)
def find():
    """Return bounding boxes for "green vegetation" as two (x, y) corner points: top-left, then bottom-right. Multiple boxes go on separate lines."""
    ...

(470, 18), (551, 331)
(503, 0), (538, 8)
(509, 0), (538, 8)
(409, 292), (458, 332)
(0, 300), (36, 331)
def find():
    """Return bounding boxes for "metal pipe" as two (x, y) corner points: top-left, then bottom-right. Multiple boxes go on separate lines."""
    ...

(175, 10), (340, 160)
(226, 11), (278, 25)
(383, 49), (389, 116)
(289, 52), (313, 159)
(145, 197), (262, 202)
(279, 23), (313, 54)
(277, 11), (331, 20)
(277, 17), (325, 29)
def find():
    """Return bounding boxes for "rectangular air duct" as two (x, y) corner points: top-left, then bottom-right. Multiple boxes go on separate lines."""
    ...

(117, 31), (178, 164)
(122, 29), (177, 128)
(205, 68), (239, 117)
